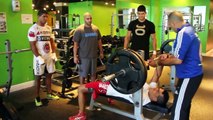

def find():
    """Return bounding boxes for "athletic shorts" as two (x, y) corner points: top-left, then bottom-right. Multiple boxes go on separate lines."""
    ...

(33, 55), (55, 76)
(79, 58), (97, 77)
(85, 81), (110, 99)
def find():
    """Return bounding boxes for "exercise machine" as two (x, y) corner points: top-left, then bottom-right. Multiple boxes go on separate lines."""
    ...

(0, 40), (30, 120)
(54, 37), (77, 99)
(88, 49), (172, 120)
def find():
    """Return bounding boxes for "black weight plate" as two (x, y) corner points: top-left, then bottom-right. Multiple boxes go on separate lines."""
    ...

(106, 49), (147, 94)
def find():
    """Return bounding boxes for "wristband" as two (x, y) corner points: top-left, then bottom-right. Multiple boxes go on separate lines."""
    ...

(52, 53), (58, 61)
(153, 50), (157, 55)
(149, 82), (157, 88)
(36, 56), (45, 65)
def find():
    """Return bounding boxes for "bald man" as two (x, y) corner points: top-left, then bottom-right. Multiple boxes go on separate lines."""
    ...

(73, 12), (104, 84)
(148, 11), (203, 120)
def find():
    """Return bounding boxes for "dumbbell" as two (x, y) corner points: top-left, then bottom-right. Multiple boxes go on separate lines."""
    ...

(101, 36), (108, 44)
(64, 67), (73, 78)
(67, 36), (74, 47)
(65, 78), (72, 88)
(57, 41), (65, 49)
(68, 47), (73, 56)
(68, 57), (76, 67)
(59, 60), (65, 65)
(59, 51), (66, 57)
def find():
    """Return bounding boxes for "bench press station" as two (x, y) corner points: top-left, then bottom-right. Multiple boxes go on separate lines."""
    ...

(89, 88), (173, 120)
(88, 49), (173, 120)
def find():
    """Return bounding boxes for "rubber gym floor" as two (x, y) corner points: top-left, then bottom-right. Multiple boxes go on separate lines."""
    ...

(6, 56), (213, 120)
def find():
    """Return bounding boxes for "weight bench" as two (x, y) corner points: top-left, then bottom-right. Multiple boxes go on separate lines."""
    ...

(87, 49), (172, 119)
(143, 102), (172, 120)
(89, 88), (172, 120)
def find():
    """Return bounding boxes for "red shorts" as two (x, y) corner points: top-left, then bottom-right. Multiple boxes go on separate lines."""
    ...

(85, 81), (110, 100)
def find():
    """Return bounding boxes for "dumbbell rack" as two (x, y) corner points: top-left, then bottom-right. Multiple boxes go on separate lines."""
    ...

(54, 37), (78, 98)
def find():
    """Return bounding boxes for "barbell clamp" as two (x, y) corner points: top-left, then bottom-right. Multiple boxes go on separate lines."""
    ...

(102, 74), (116, 82)
(101, 69), (126, 82)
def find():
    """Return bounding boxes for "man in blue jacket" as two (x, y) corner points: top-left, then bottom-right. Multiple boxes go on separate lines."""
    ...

(149, 11), (203, 120)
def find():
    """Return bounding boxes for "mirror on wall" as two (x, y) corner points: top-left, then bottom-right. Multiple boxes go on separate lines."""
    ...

(113, 8), (150, 36)
(116, 8), (150, 29)
(193, 6), (206, 32)
(163, 6), (206, 32)
(110, 8), (137, 36)
(117, 8), (137, 29)
(162, 6), (206, 42)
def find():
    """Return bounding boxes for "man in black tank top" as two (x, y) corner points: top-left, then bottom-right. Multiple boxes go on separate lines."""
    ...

(124, 5), (157, 60)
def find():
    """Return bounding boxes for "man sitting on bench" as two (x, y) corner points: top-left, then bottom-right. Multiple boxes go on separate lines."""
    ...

(68, 73), (169, 120)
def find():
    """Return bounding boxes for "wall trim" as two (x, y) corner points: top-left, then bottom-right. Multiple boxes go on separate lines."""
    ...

(10, 80), (35, 93)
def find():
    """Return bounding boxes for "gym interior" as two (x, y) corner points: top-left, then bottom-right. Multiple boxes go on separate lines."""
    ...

(0, 0), (213, 120)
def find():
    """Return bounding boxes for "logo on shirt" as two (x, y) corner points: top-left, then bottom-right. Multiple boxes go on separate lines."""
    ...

(98, 82), (109, 93)
(37, 36), (51, 41)
(37, 31), (40, 35)
(85, 32), (97, 37)
(28, 31), (35, 37)
(135, 25), (146, 36)
(43, 43), (50, 53)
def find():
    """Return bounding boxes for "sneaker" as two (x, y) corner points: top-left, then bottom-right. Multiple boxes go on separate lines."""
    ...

(68, 112), (86, 120)
(35, 97), (42, 107)
(47, 93), (59, 100)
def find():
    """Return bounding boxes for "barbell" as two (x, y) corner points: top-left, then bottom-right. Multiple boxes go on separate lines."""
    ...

(103, 49), (147, 94)
(0, 48), (31, 55)
(101, 41), (174, 94)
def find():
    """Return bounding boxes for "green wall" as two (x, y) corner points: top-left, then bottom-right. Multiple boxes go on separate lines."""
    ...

(0, 0), (35, 85)
(68, 1), (93, 29)
(68, 1), (115, 35)
(93, 1), (116, 35)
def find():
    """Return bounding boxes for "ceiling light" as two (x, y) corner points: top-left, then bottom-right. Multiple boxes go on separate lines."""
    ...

(32, 4), (35, 9)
